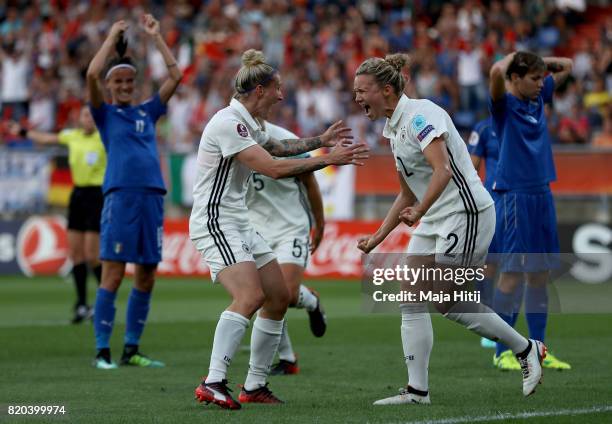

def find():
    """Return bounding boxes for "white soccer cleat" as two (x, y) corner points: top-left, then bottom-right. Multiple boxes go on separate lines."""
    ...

(373, 386), (431, 406)
(517, 339), (547, 397)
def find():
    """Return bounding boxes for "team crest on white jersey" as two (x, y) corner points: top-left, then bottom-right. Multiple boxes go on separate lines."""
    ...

(400, 126), (407, 142)
(241, 241), (251, 254)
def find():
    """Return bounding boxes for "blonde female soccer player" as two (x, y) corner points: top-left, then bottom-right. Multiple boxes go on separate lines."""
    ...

(190, 49), (368, 410)
(354, 54), (544, 405)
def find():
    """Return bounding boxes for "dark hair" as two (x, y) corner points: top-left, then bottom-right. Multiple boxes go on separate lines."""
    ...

(506, 51), (545, 79)
(104, 33), (136, 77)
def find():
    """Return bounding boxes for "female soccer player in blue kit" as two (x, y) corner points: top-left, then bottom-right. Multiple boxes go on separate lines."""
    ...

(489, 51), (572, 371)
(86, 15), (182, 369)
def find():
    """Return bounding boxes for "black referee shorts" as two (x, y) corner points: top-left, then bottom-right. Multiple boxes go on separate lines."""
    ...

(67, 186), (104, 232)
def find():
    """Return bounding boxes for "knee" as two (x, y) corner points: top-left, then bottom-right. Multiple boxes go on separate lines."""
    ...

(101, 269), (123, 292)
(235, 289), (266, 317)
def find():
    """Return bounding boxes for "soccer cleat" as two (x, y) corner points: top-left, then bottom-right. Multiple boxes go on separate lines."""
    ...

(93, 357), (118, 370)
(238, 383), (284, 404)
(373, 386), (431, 406)
(517, 339), (547, 397)
(195, 379), (241, 410)
(542, 352), (571, 370)
(270, 359), (300, 375)
(121, 352), (165, 368)
(72, 305), (92, 324)
(493, 349), (522, 371)
(480, 337), (497, 349)
(306, 288), (327, 337)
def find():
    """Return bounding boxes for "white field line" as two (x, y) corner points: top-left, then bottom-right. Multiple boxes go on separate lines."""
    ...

(392, 405), (612, 424)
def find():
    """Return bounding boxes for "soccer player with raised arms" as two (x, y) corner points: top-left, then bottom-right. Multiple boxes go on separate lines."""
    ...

(489, 52), (573, 371)
(86, 15), (182, 369)
(190, 50), (368, 410)
(354, 54), (545, 405)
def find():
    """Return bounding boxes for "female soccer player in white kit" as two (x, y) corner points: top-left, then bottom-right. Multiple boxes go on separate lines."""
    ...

(353, 54), (545, 405)
(190, 49), (369, 410)
(246, 120), (327, 376)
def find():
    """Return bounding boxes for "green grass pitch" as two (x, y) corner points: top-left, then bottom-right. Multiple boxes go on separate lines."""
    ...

(0, 276), (611, 423)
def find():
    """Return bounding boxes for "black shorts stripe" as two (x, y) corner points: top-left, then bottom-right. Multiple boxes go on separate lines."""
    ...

(447, 148), (479, 266)
(206, 157), (235, 266)
(206, 157), (230, 266)
(213, 158), (236, 263)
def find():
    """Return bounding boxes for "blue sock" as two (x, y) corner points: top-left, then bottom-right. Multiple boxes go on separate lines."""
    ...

(493, 288), (515, 357)
(124, 288), (152, 346)
(476, 277), (494, 308)
(94, 288), (117, 350)
(525, 285), (548, 343)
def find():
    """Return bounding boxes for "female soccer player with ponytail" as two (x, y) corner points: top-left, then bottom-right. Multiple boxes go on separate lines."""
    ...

(86, 15), (182, 369)
(354, 54), (544, 405)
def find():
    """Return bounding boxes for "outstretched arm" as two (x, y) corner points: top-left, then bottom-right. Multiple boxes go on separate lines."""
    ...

(543, 57), (573, 88)
(236, 142), (369, 179)
(86, 20), (128, 108)
(261, 121), (353, 157)
(141, 14), (183, 104)
(8, 122), (58, 144)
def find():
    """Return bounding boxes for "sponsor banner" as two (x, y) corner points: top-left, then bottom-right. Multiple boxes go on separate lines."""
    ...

(0, 216), (71, 276)
(0, 151), (51, 214)
(1, 218), (610, 281)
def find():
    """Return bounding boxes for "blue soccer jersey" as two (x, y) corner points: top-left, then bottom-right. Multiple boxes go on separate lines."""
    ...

(489, 75), (556, 191)
(90, 94), (167, 194)
(467, 118), (499, 193)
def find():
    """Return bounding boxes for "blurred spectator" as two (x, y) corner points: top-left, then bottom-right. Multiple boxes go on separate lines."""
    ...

(0, 0), (609, 148)
(1, 39), (31, 122)
(558, 103), (590, 144)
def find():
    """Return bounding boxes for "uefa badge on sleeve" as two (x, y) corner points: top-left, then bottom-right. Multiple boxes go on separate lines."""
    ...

(237, 123), (249, 137)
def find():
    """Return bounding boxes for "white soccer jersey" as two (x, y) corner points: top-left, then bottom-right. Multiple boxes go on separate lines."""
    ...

(189, 98), (269, 241)
(245, 122), (312, 242)
(383, 95), (493, 222)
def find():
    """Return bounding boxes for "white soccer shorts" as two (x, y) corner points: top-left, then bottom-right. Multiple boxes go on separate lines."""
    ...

(407, 205), (495, 267)
(266, 232), (310, 268)
(193, 226), (276, 282)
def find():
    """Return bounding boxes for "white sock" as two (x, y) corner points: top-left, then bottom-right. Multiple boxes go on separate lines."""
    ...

(400, 303), (433, 393)
(444, 302), (529, 353)
(277, 320), (296, 363)
(296, 285), (318, 311)
(206, 311), (249, 384)
(244, 315), (284, 391)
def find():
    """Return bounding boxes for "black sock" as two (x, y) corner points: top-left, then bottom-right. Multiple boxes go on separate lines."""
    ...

(516, 340), (532, 359)
(92, 265), (102, 285)
(72, 263), (88, 306)
(122, 344), (139, 358)
(96, 347), (111, 362)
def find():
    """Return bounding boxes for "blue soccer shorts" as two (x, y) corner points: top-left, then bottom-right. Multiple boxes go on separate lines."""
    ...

(100, 190), (164, 265)
(496, 188), (560, 272)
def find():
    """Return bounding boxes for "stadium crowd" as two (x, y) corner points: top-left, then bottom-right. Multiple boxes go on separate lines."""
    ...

(1, 0), (611, 152)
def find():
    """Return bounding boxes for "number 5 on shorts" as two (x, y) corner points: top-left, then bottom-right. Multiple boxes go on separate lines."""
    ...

(292, 239), (303, 258)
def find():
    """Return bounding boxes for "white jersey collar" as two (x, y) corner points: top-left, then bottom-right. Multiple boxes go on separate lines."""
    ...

(230, 98), (262, 131)
(383, 94), (409, 138)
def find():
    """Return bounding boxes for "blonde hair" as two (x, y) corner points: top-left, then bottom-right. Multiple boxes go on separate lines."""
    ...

(234, 49), (276, 97)
(355, 53), (409, 94)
